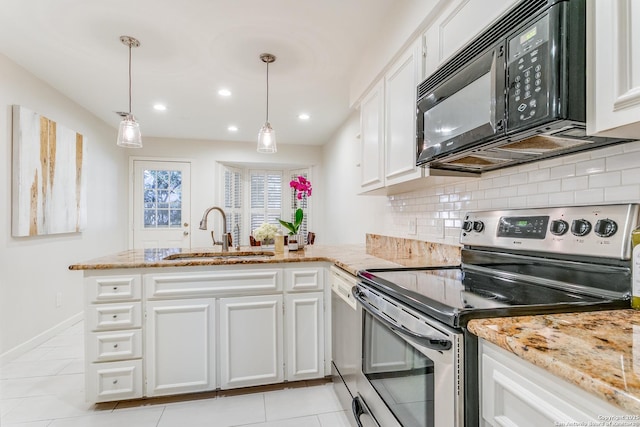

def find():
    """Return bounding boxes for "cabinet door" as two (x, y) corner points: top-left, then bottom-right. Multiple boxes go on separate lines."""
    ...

(285, 292), (324, 381)
(385, 40), (423, 186)
(587, 0), (640, 138)
(145, 298), (216, 397)
(360, 80), (385, 191)
(219, 294), (284, 389)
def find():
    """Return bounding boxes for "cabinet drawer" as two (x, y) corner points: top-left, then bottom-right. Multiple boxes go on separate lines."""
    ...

(86, 275), (141, 303)
(285, 267), (324, 291)
(145, 269), (282, 299)
(87, 359), (143, 402)
(86, 302), (142, 331)
(87, 330), (142, 362)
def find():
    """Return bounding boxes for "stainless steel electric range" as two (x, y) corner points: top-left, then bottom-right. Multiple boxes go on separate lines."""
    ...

(350, 204), (637, 427)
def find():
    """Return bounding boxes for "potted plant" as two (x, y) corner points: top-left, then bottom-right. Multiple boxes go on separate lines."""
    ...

(278, 175), (312, 250)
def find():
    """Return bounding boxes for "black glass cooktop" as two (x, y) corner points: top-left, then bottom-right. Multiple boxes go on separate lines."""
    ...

(358, 266), (630, 328)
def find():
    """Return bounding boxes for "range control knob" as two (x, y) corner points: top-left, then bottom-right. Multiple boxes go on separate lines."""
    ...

(549, 219), (569, 236)
(473, 221), (485, 232)
(462, 221), (473, 232)
(594, 219), (618, 238)
(571, 219), (592, 237)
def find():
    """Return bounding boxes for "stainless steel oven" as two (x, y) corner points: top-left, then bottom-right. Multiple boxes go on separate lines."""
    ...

(355, 204), (637, 427)
(353, 283), (463, 427)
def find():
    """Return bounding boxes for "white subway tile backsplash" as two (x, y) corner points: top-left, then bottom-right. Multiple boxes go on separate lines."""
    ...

(561, 176), (588, 191)
(575, 159), (605, 176)
(623, 140), (640, 152)
(526, 194), (549, 207)
(484, 188), (501, 199)
(528, 168), (550, 182)
(492, 176), (510, 188)
(477, 199), (493, 209)
(606, 151), (640, 172)
(516, 162), (540, 173)
(549, 164), (576, 179)
(549, 191), (575, 206)
(517, 183), (538, 196)
(574, 189), (604, 204)
(508, 196), (527, 208)
(589, 172), (621, 188)
(605, 185), (640, 202)
(500, 186), (518, 197)
(508, 173), (528, 186)
(591, 144), (625, 159)
(562, 151), (591, 164)
(622, 169), (640, 185)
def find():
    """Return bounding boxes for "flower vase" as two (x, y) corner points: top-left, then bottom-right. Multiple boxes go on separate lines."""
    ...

(261, 239), (274, 250)
(287, 234), (305, 251)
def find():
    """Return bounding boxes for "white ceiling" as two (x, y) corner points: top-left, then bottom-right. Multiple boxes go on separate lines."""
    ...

(0, 0), (407, 147)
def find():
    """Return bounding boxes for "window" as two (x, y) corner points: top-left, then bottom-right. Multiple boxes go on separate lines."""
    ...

(143, 169), (183, 228)
(221, 165), (311, 246)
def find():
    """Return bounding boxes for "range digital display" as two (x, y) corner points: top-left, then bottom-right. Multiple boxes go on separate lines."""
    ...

(497, 216), (549, 239)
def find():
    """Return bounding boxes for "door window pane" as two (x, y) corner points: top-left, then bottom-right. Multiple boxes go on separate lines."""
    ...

(143, 169), (182, 228)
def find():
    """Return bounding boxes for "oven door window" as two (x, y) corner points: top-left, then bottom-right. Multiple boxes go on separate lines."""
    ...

(417, 42), (506, 165)
(363, 310), (435, 427)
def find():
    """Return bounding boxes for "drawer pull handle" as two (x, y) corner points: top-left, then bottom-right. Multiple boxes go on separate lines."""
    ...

(113, 344), (119, 349)
(113, 379), (118, 385)
(113, 287), (118, 291)
(112, 315), (118, 319)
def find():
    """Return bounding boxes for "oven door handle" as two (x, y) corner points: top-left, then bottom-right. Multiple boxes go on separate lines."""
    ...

(353, 287), (452, 351)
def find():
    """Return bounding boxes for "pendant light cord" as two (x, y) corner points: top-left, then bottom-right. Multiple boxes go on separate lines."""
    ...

(265, 60), (269, 122)
(128, 43), (133, 115)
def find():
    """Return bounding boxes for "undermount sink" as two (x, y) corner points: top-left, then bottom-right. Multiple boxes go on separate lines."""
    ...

(162, 251), (275, 261)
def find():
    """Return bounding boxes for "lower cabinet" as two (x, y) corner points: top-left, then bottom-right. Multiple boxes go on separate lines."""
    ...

(145, 298), (216, 397)
(84, 264), (328, 402)
(479, 339), (630, 426)
(218, 294), (284, 389)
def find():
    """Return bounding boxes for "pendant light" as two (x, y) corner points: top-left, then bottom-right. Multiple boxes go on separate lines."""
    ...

(257, 53), (277, 153)
(116, 35), (142, 148)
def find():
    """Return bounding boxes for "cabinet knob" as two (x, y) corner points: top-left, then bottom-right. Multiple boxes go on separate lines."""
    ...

(113, 379), (118, 385)
(183, 231), (189, 236)
(112, 315), (118, 319)
(113, 287), (118, 291)
(113, 344), (119, 349)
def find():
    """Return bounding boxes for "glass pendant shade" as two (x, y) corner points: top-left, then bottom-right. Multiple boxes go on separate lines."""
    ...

(117, 114), (142, 148)
(257, 121), (277, 153)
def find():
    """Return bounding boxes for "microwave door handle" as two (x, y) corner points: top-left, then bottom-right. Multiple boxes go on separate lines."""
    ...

(353, 287), (452, 351)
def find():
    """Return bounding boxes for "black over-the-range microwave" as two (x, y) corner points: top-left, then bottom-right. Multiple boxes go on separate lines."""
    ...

(416, 0), (633, 173)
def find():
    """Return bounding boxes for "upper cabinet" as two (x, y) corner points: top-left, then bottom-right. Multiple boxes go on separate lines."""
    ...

(359, 0), (520, 194)
(587, 0), (640, 138)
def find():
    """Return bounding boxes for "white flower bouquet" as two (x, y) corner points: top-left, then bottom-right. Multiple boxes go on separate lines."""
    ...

(253, 223), (278, 242)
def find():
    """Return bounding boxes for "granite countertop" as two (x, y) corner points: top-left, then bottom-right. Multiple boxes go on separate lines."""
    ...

(468, 310), (640, 414)
(68, 244), (405, 276)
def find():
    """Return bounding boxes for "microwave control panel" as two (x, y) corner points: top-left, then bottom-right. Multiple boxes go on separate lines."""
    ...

(506, 13), (550, 129)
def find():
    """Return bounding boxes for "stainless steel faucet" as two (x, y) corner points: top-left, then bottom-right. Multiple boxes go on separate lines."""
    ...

(199, 206), (230, 252)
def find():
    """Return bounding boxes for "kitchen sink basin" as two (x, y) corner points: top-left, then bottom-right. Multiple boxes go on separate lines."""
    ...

(162, 251), (275, 261)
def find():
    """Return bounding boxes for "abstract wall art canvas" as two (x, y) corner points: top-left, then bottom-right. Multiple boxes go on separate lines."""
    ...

(12, 105), (87, 236)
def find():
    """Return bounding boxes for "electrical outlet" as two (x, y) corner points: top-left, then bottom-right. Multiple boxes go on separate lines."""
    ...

(408, 218), (417, 235)
(56, 292), (62, 308)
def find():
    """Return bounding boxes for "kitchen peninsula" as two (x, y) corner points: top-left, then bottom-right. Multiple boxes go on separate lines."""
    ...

(70, 238), (461, 403)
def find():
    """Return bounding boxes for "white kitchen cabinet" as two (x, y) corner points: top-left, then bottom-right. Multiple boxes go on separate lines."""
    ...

(479, 339), (630, 427)
(422, 0), (518, 76)
(145, 298), (216, 397)
(219, 294), (284, 389)
(384, 40), (423, 187)
(587, 0), (640, 138)
(360, 80), (385, 192)
(84, 273), (143, 403)
(285, 292), (324, 381)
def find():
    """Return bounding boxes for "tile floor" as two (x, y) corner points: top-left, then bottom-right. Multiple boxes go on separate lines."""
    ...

(0, 321), (352, 427)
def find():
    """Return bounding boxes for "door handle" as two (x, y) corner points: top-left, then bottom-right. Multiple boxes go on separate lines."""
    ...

(183, 222), (189, 227)
(183, 231), (189, 236)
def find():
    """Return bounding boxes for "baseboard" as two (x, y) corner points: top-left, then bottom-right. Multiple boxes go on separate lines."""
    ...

(0, 312), (83, 366)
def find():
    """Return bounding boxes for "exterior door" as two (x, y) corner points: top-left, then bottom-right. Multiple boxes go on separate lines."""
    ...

(132, 160), (191, 249)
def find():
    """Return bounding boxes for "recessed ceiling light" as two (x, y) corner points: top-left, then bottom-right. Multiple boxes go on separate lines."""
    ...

(218, 89), (232, 97)
(298, 113), (310, 120)
(228, 125), (238, 132)
(153, 104), (167, 111)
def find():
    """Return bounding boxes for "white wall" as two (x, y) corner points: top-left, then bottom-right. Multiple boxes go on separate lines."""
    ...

(320, 111), (387, 244)
(131, 137), (324, 248)
(0, 54), (129, 357)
